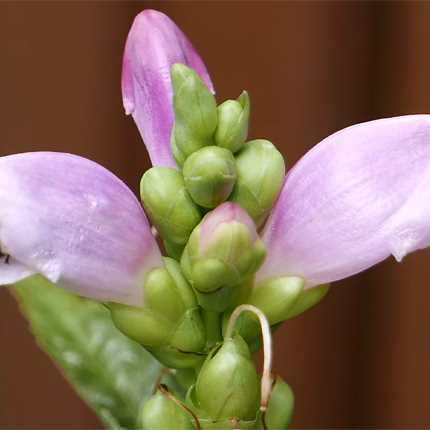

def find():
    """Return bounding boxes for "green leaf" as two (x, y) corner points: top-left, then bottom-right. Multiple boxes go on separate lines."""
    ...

(13, 275), (175, 429)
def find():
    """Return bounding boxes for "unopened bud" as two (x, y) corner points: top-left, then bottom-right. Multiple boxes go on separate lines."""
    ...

(263, 376), (294, 429)
(183, 146), (237, 208)
(171, 64), (217, 161)
(109, 258), (206, 367)
(249, 276), (304, 325)
(215, 91), (250, 153)
(230, 139), (285, 226)
(140, 389), (194, 430)
(181, 203), (266, 309)
(195, 335), (260, 421)
(222, 279), (328, 348)
(140, 167), (201, 246)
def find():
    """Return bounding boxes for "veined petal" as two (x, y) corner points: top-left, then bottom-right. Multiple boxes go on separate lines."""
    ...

(0, 152), (163, 305)
(258, 115), (430, 287)
(122, 9), (214, 168)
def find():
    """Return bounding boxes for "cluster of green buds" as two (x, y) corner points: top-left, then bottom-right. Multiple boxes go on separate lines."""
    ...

(111, 63), (329, 429)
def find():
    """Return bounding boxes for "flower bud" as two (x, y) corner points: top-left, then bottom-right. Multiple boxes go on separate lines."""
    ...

(171, 64), (217, 162)
(183, 146), (237, 208)
(249, 276), (304, 325)
(140, 389), (194, 430)
(109, 258), (206, 367)
(263, 376), (294, 429)
(222, 278), (327, 348)
(215, 91), (250, 153)
(140, 167), (201, 246)
(230, 139), (285, 226)
(181, 203), (266, 310)
(195, 335), (260, 421)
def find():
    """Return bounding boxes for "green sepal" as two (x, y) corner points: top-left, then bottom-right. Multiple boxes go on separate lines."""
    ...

(109, 303), (175, 347)
(284, 284), (330, 319)
(164, 257), (198, 310)
(185, 385), (260, 429)
(170, 308), (206, 353)
(230, 139), (285, 226)
(109, 261), (206, 360)
(197, 417), (259, 430)
(220, 276), (303, 348)
(148, 346), (206, 369)
(194, 285), (239, 313)
(249, 276), (304, 325)
(171, 63), (217, 160)
(13, 275), (174, 430)
(140, 167), (201, 246)
(109, 265), (184, 347)
(183, 146), (237, 208)
(215, 91), (250, 153)
(140, 390), (194, 430)
(171, 124), (188, 167)
(164, 239), (185, 260)
(195, 335), (260, 421)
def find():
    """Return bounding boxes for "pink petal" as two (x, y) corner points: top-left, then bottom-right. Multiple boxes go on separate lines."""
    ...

(258, 115), (430, 287)
(199, 202), (258, 253)
(0, 152), (163, 305)
(122, 9), (214, 168)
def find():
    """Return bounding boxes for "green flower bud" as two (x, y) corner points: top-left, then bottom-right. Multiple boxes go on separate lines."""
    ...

(140, 167), (201, 246)
(181, 203), (266, 311)
(262, 376), (294, 429)
(171, 64), (217, 161)
(230, 139), (285, 226)
(215, 91), (250, 153)
(249, 276), (304, 325)
(222, 277), (323, 348)
(109, 258), (206, 367)
(195, 335), (260, 421)
(140, 389), (194, 430)
(183, 146), (237, 208)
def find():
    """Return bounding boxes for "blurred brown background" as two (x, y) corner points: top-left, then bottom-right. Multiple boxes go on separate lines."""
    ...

(1, 1), (430, 428)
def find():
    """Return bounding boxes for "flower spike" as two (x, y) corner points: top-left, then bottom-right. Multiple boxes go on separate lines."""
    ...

(0, 152), (163, 305)
(258, 115), (430, 287)
(122, 9), (214, 168)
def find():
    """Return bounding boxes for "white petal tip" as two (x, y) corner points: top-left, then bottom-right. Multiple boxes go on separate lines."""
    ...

(123, 99), (135, 115)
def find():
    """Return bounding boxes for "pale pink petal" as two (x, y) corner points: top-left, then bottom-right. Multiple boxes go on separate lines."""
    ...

(200, 202), (258, 253)
(122, 9), (214, 167)
(258, 115), (430, 287)
(0, 152), (163, 305)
